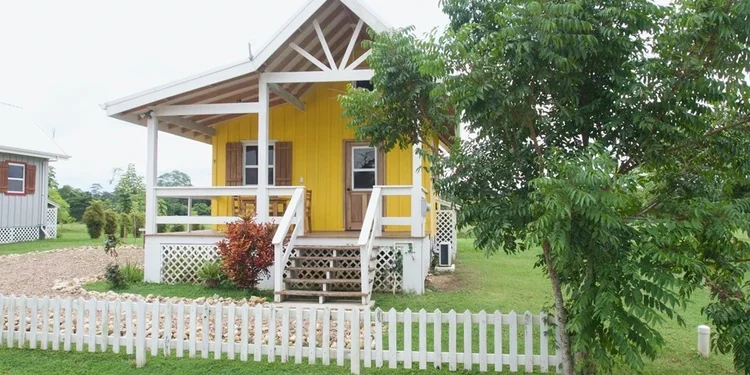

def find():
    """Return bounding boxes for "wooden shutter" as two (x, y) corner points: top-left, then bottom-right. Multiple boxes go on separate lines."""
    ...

(225, 142), (243, 186)
(25, 164), (36, 194)
(0, 161), (7, 194)
(275, 141), (293, 186)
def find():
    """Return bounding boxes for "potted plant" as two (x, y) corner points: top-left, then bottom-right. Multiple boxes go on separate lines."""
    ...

(197, 261), (223, 288)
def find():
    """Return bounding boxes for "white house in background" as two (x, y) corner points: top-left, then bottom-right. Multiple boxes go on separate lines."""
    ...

(102, 0), (458, 305)
(0, 103), (70, 244)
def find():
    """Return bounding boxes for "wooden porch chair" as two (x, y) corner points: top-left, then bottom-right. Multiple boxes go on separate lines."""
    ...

(231, 191), (311, 229)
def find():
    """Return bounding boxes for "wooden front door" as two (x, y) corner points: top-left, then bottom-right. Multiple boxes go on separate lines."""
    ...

(344, 141), (384, 230)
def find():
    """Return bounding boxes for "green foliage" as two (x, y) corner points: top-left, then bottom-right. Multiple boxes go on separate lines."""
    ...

(104, 263), (125, 289)
(111, 164), (145, 214)
(82, 201), (106, 239)
(48, 188), (74, 224)
(342, 0), (750, 372)
(119, 262), (144, 284)
(119, 213), (130, 238)
(103, 210), (118, 237)
(58, 185), (92, 222)
(132, 213), (145, 238)
(197, 261), (224, 287)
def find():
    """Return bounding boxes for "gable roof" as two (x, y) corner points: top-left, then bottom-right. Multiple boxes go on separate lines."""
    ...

(101, 0), (389, 126)
(0, 103), (70, 160)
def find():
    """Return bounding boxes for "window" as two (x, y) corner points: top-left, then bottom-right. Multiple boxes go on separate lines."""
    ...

(7, 163), (25, 193)
(354, 80), (374, 91)
(352, 146), (376, 190)
(244, 144), (275, 186)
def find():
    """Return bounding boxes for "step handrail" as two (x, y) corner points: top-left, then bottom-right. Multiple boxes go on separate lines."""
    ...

(272, 187), (306, 301)
(358, 187), (383, 301)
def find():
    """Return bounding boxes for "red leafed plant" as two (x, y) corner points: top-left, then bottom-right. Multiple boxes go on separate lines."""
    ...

(216, 216), (275, 290)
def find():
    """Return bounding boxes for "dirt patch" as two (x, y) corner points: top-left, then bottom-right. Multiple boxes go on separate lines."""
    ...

(0, 246), (143, 298)
(426, 272), (461, 292)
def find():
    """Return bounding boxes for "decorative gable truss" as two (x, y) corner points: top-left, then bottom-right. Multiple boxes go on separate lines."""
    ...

(290, 19), (368, 72)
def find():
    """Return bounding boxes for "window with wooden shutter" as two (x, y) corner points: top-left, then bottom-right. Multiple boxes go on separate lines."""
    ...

(275, 141), (293, 186)
(25, 164), (36, 194)
(225, 142), (243, 186)
(0, 161), (8, 194)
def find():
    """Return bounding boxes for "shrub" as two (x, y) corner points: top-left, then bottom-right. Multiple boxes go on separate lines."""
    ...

(197, 261), (223, 288)
(105, 263), (125, 289)
(132, 213), (145, 237)
(120, 262), (144, 284)
(170, 224), (186, 233)
(82, 201), (106, 239)
(104, 210), (119, 236)
(217, 217), (275, 290)
(119, 213), (131, 238)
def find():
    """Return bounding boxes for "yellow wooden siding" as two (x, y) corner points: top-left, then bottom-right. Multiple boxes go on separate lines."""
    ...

(211, 82), (425, 232)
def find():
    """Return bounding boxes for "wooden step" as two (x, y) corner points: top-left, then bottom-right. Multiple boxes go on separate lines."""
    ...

(286, 266), (373, 272)
(284, 278), (362, 284)
(294, 246), (361, 251)
(289, 256), (374, 262)
(275, 290), (367, 298)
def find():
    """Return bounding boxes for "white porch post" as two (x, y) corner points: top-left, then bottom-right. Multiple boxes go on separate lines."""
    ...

(257, 76), (270, 223)
(144, 113), (161, 282)
(411, 143), (425, 237)
(145, 114), (159, 234)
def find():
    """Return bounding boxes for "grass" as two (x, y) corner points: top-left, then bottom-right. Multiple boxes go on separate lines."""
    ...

(0, 223), (141, 256)
(52, 239), (739, 374)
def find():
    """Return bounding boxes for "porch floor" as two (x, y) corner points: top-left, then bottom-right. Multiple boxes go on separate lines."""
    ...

(148, 230), (416, 238)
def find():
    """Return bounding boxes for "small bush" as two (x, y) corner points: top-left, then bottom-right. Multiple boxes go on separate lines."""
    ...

(82, 201), (106, 239)
(170, 224), (186, 233)
(105, 263), (125, 289)
(120, 262), (144, 284)
(132, 213), (145, 237)
(104, 210), (119, 236)
(217, 217), (275, 290)
(197, 261), (223, 288)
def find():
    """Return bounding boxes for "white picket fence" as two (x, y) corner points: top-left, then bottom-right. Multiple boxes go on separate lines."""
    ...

(0, 295), (561, 374)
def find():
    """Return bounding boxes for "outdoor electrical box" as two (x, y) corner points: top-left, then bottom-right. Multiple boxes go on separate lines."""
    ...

(438, 242), (452, 267)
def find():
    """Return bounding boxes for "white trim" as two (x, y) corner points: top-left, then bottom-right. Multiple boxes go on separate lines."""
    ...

(340, 19), (365, 70)
(411, 143), (424, 237)
(151, 103), (262, 117)
(0, 146), (70, 160)
(256, 80), (270, 223)
(7, 163), (25, 194)
(155, 186), (259, 198)
(262, 70), (373, 84)
(345, 49), (372, 71)
(101, 0), (389, 116)
(351, 146), (377, 192)
(313, 19), (337, 69)
(242, 141), (276, 186)
(145, 116), (159, 235)
(289, 42), (331, 71)
(159, 116), (216, 136)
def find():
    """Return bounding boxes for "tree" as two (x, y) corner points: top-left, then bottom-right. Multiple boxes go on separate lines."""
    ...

(103, 210), (119, 237)
(341, 0), (750, 373)
(111, 164), (146, 214)
(48, 166), (59, 190)
(158, 170), (192, 187)
(82, 201), (106, 239)
(48, 188), (74, 224)
(58, 185), (92, 222)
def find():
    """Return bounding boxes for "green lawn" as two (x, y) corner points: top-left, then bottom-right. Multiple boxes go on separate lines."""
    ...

(0, 223), (141, 255)
(5, 238), (736, 374)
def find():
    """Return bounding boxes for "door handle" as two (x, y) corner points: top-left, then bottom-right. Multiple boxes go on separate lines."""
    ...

(346, 188), (351, 191)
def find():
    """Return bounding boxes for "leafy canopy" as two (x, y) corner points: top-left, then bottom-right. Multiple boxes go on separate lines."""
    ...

(341, 0), (750, 373)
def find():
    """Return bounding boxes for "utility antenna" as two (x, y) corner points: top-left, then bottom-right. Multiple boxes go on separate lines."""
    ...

(248, 43), (254, 60)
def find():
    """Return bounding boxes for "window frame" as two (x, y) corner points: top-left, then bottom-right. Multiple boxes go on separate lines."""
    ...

(7, 162), (25, 194)
(351, 146), (377, 191)
(242, 141), (276, 186)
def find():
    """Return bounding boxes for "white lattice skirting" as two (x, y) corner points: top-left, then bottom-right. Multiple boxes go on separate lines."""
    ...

(0, 227), (41, 244)
(160, 244), (219, 284)
(45, 208), (58, 239)
(435, 210), (458, 260)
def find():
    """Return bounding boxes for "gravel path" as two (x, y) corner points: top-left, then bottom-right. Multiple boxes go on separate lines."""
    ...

(0, 246), (143, 297)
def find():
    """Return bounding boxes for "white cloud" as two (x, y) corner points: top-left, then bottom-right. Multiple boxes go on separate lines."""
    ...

(0, 0), (447, 190)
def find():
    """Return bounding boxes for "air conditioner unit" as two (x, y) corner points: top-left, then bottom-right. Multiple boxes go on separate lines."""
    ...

(438, 242), (452, 267)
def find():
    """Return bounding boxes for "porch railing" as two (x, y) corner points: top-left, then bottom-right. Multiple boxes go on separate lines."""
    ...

(152, 186), (300, 227)
(272, 187), (306, 302)
(357, 185), (415, 304)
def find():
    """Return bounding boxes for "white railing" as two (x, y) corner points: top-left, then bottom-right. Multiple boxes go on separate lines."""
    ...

(153, 186), (300, 227)
(272, 187), (306, 302)
(0, 294), (561, 374)
(357, 185), (416, 303)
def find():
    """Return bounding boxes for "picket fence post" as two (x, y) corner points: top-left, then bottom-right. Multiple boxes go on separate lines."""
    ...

(135, 300), (146, 368)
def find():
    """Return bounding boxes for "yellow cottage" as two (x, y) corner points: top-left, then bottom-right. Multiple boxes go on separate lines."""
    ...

(102, 0), (457, 304)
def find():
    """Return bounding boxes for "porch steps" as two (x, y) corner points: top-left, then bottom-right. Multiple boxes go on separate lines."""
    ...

(280, 245), (379, 305)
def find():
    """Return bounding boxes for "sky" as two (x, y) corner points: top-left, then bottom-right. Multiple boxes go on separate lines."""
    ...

(0, 0), (448, 191)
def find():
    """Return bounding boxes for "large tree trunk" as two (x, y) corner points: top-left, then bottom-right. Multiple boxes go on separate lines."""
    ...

(543, 240), (575, 375)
